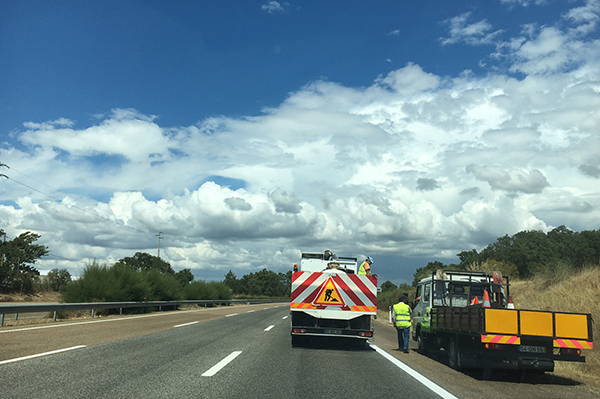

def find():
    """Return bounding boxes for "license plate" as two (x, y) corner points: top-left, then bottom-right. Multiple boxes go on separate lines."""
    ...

(323, 329), (341, 335)
(519, 345), (546, 353)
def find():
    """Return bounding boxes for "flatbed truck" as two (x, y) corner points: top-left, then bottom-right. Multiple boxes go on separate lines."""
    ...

(412, 270), (593, 375)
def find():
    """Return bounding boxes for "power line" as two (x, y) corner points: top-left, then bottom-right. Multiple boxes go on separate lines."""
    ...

(2, 168), (151, 236)
(5, 165), (130, 225)
(0, 162), (169, 266)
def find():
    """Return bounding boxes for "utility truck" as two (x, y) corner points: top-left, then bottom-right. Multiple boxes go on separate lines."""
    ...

(412, 270), (593, 375)
(290, 251), (378, 346)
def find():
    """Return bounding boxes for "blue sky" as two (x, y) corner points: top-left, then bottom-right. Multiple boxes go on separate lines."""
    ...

(1, 0), (599, 285)
(2, 0), (574, 132)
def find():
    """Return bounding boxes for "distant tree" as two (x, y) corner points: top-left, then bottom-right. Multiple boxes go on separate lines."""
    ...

(0, 231), (49, 293)
(224, 270), (244, 294)
(48, 268), (72, 292)
(380, 280), (397, 293)
(479, 230), (558, 277)
(115, 252), (175, 275)
(412, 261), (463, 286)
(457, 249), (480, 267)
(231, 268), (291, 297)
(175, 268), (194, 286)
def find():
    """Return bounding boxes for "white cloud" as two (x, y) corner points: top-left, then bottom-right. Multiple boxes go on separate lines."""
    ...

(440, 12), (503, 46)
(466, 165), (550, 194)
(261, 1), (287, 14)
(1, 1), (599, 281)
(499, 0), (548, 6)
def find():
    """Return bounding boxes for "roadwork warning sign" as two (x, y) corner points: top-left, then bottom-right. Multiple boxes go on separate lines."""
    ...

(313, 277), (345, 306)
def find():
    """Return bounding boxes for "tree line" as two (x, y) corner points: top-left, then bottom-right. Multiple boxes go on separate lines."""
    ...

(5, 225), (597, 301)
(223, 269), (292, 298)
(0, 229), (291, 301)
(377, 226), (600, 309)
(412, 225), (600, 285)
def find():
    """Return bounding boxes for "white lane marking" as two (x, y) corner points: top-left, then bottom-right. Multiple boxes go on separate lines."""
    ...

(225, 313), (238, 317)
(247, 310), (256, 313)
(201, 351), (242, 377)
(174, 321), (199, 328)
(264, 325), (275, 331)
(0, 345), (87, 366)
(282, 316), (288, 320)
(370, 344), (459, 399)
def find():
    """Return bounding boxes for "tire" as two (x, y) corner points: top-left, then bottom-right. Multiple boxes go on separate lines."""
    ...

(417, 330), (428, 354)
(447, 336), (461, 370)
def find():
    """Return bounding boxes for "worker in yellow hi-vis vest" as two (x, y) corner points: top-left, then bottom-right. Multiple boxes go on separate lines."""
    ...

(393, 294), (412, 353)
(358, 256), (373, 275)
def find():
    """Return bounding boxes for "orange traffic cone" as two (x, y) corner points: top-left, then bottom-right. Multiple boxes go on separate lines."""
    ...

(507, 295), (514, 309)
(483, 290), (491, 308)
(470, 296), (479, 305)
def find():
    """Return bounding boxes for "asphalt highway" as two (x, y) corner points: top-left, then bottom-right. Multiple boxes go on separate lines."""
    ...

(0, 305), (597, 398)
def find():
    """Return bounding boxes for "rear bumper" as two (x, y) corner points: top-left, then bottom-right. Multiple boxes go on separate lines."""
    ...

(478, 352), (555, 372)
(291, 327), (373, 339)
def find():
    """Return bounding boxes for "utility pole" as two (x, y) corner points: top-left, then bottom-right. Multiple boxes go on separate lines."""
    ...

(0, 231), (5, 272)
(156, 232), (164, 259)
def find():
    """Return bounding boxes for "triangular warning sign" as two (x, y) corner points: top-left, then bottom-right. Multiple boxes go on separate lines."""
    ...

(313, 277), (345, 307)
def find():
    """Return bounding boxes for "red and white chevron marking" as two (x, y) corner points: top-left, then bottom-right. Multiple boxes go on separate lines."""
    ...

(290, 271), (377, 312)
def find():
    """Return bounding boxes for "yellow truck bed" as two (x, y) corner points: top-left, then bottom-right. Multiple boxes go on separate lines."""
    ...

(431, 306), (593, 349)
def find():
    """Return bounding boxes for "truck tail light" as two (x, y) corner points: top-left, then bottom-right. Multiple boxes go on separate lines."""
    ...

(560, 348), (581, 356)
(485, 343), (505, 350)
(359, 332), (373, 337)
(293, 328), (307, 334)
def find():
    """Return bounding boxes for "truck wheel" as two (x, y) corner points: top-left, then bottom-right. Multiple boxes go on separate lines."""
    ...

(417, 330), (428, 354)
(447, 337), (461, 370)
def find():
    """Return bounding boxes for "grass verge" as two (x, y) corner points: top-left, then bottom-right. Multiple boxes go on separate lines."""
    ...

(510, 267), (600, 388)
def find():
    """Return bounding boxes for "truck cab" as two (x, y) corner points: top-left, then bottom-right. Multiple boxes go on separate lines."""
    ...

(412, 270), (507, 348)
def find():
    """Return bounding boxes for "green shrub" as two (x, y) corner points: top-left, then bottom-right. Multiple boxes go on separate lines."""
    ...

(377, 286), (416, 311)
(183, 280), (216, 300)
(146, 270), (182, 301)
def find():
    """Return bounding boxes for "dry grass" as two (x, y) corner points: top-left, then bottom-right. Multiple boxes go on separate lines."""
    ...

(510, 267), (600, 387)
(0, 291), (62, 304)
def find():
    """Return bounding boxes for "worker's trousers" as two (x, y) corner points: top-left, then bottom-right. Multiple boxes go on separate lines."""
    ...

(396, 326), (410, 350)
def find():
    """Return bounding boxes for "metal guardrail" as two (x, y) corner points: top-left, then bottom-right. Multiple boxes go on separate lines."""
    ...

(0, 299), (289, 326)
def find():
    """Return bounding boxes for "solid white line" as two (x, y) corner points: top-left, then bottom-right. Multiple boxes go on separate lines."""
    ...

(264, 325), (275, 331)
(0, 345), (87, 366)
(174, 321), (199, 328)
(0, 306), (225, 334)
(201, 351), (242, 377)
(225, 313), (238, 317)
(282, 316), (288, 319)
(370, 344), (459, 399)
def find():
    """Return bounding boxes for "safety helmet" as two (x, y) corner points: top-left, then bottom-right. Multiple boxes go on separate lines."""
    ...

(366, 256), (373, 263)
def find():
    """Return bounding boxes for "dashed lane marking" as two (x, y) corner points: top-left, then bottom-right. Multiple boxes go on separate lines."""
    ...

(201, 351), (242, 377)
(174, 321), (199, 328)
